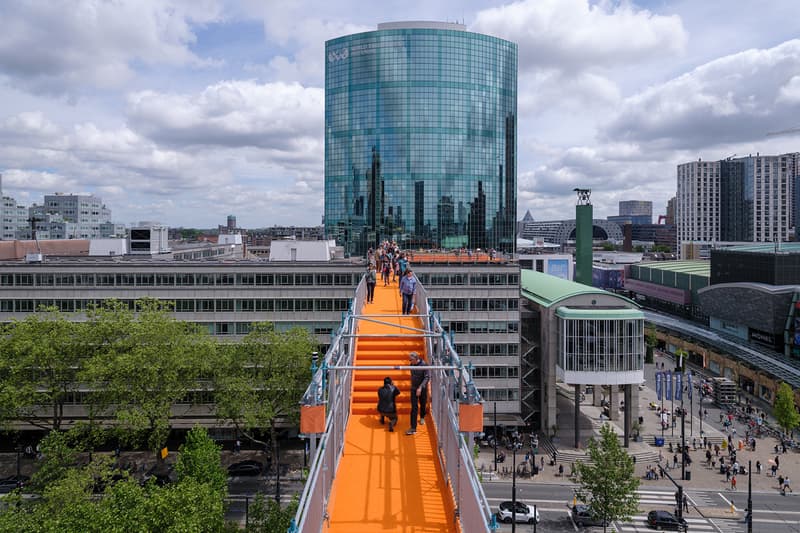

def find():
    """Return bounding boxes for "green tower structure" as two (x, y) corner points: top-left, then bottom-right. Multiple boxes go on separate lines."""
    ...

(574, 188), (593, 286)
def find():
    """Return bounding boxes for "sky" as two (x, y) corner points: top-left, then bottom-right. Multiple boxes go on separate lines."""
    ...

(1, 0), (800, 229)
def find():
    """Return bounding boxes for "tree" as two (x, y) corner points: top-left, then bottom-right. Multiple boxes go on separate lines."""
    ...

(0, 307), (87, 431)
(82, 298), (215, 452)
(246, 493), (299, 533)
(175, 426), (227, 495)
(213, 323), (317, 466)
(645, 327), (658, 364)
(773, 382), (800, 435)
(574, 424), (640, 533)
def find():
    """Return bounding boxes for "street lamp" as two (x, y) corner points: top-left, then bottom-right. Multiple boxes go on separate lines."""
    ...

(746, 459), (753, 533)
(510, 436), (522, 533)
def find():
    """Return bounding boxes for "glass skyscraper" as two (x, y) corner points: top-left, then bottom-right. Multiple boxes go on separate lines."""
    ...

(324, 22), (517, 256)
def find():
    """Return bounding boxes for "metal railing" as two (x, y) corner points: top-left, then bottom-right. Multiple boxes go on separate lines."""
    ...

(289, 276), (495, 533)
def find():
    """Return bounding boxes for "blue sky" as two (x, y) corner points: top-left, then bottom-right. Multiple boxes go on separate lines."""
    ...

(1, 0), (799, 228)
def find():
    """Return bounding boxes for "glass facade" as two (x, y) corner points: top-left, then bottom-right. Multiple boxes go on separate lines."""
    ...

(324, 23), (517, 256)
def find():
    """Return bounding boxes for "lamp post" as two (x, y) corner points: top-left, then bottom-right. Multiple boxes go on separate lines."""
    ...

(494, 403), (498, 472)
(511, 436), (522, 533)
(746, 459), (753, 533)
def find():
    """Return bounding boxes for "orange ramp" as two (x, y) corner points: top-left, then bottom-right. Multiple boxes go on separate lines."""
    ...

(323, 282), (459, 533)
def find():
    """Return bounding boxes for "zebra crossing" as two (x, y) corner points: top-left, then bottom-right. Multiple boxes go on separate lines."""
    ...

(613, 489), (719, 532)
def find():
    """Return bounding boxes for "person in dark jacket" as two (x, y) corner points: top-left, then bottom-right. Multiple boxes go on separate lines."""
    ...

(405, 351), (430, 435)
(377, 377), (400, 432)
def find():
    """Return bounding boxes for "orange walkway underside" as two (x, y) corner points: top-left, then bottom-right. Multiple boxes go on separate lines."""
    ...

(323, 282), (459, 533)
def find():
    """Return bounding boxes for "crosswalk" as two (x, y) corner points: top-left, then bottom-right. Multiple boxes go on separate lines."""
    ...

(614, 489), (724, 532)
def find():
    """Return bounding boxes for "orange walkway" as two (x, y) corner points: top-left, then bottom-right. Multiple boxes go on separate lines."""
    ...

(323, 282), (459, 533)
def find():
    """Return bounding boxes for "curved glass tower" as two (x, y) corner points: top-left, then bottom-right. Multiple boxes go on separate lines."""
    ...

(325, 21), (517, 256)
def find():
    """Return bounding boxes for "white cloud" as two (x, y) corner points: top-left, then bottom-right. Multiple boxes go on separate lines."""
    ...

(473, 0), (687, 73)
(602, 40), (800, 149)
(777, 75), (800, 104)
(126, 80), (323, 153)
(0, 0), (223, 96)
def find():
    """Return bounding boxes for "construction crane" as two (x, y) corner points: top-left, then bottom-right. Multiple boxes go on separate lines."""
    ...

(766, 126), (800, 137)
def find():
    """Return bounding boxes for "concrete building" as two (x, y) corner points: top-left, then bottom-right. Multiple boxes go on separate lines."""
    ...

(520, 270), (644, 442)
(324, 21), (517, 256)
(0, 247), (522, 429)
(36, 193), (114, 239)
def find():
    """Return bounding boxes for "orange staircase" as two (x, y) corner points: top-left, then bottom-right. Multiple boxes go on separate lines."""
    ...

(323, 282), (460, 533)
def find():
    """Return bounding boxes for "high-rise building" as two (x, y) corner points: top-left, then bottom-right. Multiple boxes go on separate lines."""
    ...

(677, 159), (721, 250)
(324, 21), (517, 256)
(677, 154), (799, 256)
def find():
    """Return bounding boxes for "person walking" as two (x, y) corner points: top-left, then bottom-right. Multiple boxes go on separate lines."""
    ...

(731, 475), (737, 491)
(405, 351), (430, 435)
(399, 269), (417, 315)
(377, 377), (400, 432)
(365, 264), (377, 304)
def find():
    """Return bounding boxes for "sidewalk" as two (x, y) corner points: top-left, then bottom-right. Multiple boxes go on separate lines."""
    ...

(474, 356), (800, 497)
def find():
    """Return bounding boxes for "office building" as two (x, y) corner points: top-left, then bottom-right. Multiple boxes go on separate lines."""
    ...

(610, 200), (652, 225)
(677, 154), (799, 257)
(324, 21), (517, 256)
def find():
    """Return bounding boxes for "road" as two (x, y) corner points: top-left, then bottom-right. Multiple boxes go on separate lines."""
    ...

(483, 479), (799, 532)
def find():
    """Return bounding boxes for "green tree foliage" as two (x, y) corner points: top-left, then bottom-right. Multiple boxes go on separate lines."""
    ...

(0, 432), (228, 533)
(574, 424), (640, 533)
(0, 307), (87, 431)
(29, 430), (80, 491)
(773, 382), (800, 434)
(82, 299), (215, 452)
(246, 493), (299, 533)
(175, 426), (227, 495)
(213, 322), (317, 460)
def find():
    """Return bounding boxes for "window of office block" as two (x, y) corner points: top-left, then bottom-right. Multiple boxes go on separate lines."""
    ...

(333, 299), (350, 311)
(255, 274), (274, 285)
(237, 300), (255, 312)
(295, 299), (314, 311)
(115, 274), (135, 286)
(176, 273), (195, 286)
(96, 273), (114, 286)
(237, 273), (255, 285)
(75, 274), (95, 286)
(316, 273), (334, 285)
(216, 300), (234, 312)
(249, 299), (269, 312)
(316, 300), (333, 312)
(14, 274), (33, 286)
(236, 322), (252, 335)
(198, 299), (214, 312)
(216, 273), (235, 286)
(36, 274), (55, 286)
(0, 274), (13, 286)
(174, 300), (194, 312)
(136, 274), (154, 286)
(334, 274), (352, 286)
(156, 274), (175, 286)
(295, 274), (314, 285)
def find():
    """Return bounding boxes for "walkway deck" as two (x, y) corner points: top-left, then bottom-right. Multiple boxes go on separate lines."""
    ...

(324, 282), (459, 533)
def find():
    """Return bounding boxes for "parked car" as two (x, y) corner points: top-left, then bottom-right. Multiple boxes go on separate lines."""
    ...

(227, 460), (263, 477)
(497, 500), (540, 524)
(647, 510), (688, 531)
(0, 475), (29, 494)
(571, 504), (609, 527)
